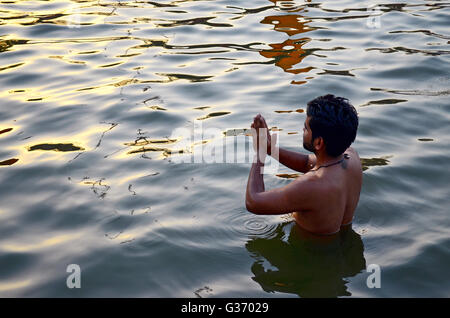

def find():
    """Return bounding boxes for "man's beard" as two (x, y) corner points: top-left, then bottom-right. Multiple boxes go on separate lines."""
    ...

(303, 139), (315, 153)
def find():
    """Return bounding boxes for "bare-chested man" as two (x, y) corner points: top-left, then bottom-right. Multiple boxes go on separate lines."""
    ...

(246, 94), (362, 235)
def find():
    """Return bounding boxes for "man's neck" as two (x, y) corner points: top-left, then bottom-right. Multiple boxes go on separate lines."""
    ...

(313, 152), (344, 169)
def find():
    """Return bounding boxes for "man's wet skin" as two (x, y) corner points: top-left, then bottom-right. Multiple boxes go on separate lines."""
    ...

(293, 147), (363, 235)
(246, 114), (362, 235)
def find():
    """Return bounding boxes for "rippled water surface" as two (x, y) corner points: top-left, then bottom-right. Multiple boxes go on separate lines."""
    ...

(0, 0), (449, 297)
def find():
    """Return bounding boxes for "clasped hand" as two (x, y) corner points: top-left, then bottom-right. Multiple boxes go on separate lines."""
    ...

(251, 114), (276, 164)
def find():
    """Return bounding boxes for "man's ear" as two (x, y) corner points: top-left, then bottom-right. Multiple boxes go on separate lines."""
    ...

(314, 137), (324, 151)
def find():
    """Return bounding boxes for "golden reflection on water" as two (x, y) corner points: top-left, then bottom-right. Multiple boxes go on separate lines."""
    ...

(126, 146), (184, 157)
(0, 0), (114, 28)
(196, 111), (231, 121)
(28, 143), (85, 152)
(0, 61), (26, 72)
(0, 126), (19, 166)
(0, 0), (318, 121)
(148, 105), (167, 111)
(6, 124), (119, 165)
(3, 232), (83, 253)
(117, 171), (160, 186)
(1, 75), (123, 106)
(124, 137), (178, 147)
(0, 279), (33, 293)
(0, 0), (381, 168)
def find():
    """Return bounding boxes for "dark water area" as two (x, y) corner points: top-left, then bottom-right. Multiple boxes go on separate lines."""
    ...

(0, 0), (449, 297)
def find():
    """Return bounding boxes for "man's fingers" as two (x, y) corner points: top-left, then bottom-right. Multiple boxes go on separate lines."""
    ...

(260, 116), (268, 128)
(253, 114), (271, 136)
(256, 116), (265, 127)
(253, 120), (262, 129)
(253, 114), (267, 129)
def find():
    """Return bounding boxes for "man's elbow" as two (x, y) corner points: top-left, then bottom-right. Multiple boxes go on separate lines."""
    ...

(245, 200), (255, 213)
(245, 200), (263, 215)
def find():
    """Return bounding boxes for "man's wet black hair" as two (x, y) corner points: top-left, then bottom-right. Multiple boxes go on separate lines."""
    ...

(306, 94), (359, 157)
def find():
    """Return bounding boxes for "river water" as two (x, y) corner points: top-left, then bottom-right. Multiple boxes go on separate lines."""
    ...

(0, 0), (449, 297)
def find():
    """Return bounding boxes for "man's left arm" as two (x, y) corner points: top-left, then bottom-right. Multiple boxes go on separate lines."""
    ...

(245, 160), (265, 211)
(245, 163), (317, 215)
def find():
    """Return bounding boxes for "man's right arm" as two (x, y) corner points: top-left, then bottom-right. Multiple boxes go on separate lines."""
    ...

(272, 147), (316, 173)
(253, 114), (317, 173)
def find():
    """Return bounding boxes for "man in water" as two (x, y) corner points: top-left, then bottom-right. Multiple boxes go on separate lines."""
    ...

(246, 94), (362, 235)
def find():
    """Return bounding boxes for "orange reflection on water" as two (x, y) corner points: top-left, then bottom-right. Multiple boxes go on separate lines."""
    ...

(260, 2), (314, 83)
(261, 14), (312, 37)
(260, 38), (314, 75)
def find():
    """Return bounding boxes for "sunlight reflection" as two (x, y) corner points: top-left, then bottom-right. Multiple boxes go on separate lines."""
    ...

(3, 232), (83, 252)
(0, 279), (33, 293)
(6, 124), (117, 165)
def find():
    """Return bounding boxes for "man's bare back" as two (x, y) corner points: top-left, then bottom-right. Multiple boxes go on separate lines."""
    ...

(293, 147), (363, 235)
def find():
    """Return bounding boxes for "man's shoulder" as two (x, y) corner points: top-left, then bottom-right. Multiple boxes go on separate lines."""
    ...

(346, 147), (361, 162)
(346, 147), (363, 175)
(346, 146), (358, 155)
(293, 170), (322, 189)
